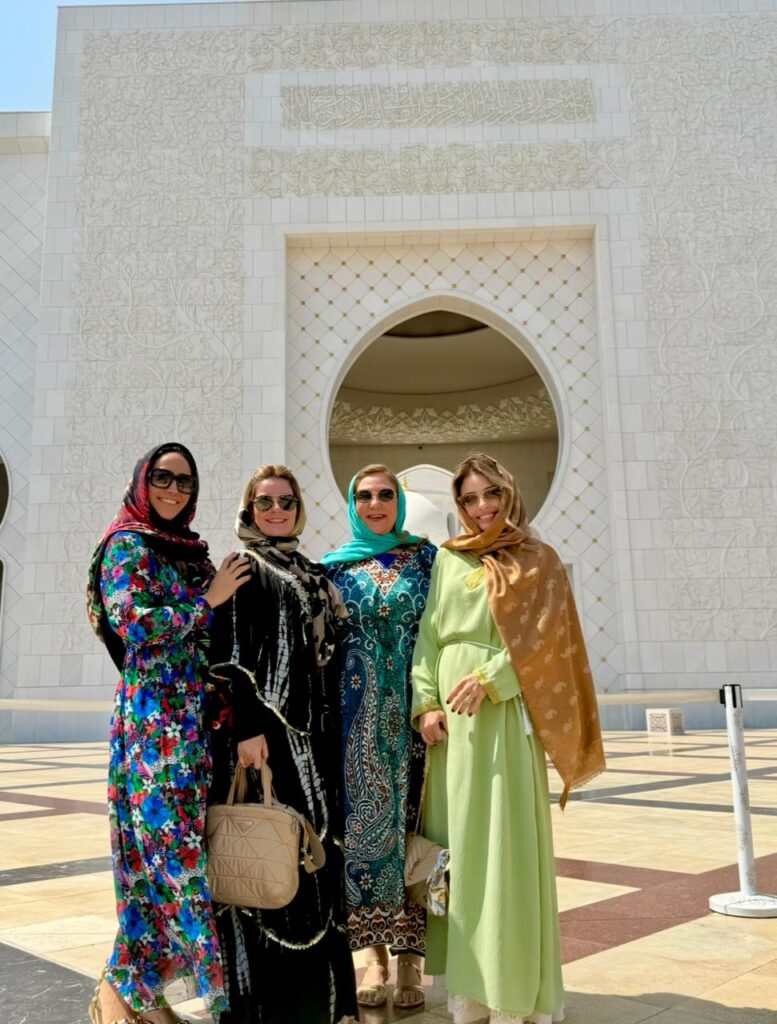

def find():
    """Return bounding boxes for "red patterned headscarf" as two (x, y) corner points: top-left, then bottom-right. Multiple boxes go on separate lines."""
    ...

(86, 443), (211, 669)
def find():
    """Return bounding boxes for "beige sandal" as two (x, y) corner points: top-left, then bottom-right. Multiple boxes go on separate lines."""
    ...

(87, 973), (166, 1024)
(357, 957), (389, 1007)
(393, 959), (425, 1011)
(88, 991), (153, 1024)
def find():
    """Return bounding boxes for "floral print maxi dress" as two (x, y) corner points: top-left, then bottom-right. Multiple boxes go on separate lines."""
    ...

(100, 530), (225, 1014)
(327, 542), (436, 952)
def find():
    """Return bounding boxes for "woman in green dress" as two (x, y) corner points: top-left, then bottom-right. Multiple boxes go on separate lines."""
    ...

(411, 453), (605, 1024)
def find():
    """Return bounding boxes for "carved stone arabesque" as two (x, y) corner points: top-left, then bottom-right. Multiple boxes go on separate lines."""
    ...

(247, 18), (623, 70)
(59, 29), (247, 656)
(628, 16), (777, 642)
(248, 140), (637, 198)
(330, 390), (556, 445)
(246, 15), (775, 71)
(281, 79), (595, 130)
(0, 148), (47, 714)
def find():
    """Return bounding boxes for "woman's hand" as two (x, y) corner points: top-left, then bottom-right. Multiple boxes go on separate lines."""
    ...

(447, 674), (487, 716)
(419, 710), (448, 746)
(204, 553), (252, 608)
(237, 734), (269, 769)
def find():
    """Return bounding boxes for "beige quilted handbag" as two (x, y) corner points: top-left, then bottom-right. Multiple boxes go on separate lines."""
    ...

(207, 764), (325, 910)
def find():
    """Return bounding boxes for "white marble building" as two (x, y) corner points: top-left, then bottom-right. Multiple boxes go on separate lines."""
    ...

(2, 1), (777, 741)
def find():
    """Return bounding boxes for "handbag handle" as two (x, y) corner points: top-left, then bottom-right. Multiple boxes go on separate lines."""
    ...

(226, 764), (326, 875)
(301, 819), (326, 874)
(227, 763), (274, 807)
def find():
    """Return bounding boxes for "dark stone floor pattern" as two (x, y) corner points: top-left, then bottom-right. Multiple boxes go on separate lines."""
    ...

(0, 941), (95, 1024)
(0, 855), (112, 888)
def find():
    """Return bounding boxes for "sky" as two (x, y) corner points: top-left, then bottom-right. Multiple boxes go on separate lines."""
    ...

(0, 0), (216, 112)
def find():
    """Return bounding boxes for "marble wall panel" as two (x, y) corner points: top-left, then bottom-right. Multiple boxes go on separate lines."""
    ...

(12, 3), (777, 726)
(0, 147), (48, 732)
(248, 140), (636, 198)
(247, 18), (620, 71)
(281, 79), (595, 130)
(625, 15), (777, 646)
(25, 28), (247, 673)
(246, 14), (775, 74)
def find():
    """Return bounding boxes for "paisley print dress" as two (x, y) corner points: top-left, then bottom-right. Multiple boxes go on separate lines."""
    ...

(100, 531), (225, 1015)
(327, 541), (436, 952)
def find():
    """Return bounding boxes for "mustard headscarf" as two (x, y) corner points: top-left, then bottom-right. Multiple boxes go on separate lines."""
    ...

(444, 454), (605, 807)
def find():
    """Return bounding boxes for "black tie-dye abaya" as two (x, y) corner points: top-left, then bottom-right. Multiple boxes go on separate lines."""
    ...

(208, 544), (357, 1024)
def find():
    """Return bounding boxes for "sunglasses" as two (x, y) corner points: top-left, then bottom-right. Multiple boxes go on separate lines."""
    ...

(251, 495), (300, 512)
(354, 488), (396, 504)
(148, 468), (197, 494)
(457, 486), (503, 509)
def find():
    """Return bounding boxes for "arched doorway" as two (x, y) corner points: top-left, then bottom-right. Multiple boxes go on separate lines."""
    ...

(328, 310), (559, 521)
(288, 233), (615, 689)
(0, 456), (8, 528)
(396, 463), (457, 545)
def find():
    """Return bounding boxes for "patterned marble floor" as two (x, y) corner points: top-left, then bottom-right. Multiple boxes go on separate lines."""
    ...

(1, 730), (775, 1024)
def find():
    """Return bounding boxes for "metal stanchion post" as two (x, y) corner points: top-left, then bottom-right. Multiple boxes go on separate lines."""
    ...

(708, 683), (777, 918)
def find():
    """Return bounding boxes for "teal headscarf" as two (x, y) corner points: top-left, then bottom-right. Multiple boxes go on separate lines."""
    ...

(321, 472), (423, 565)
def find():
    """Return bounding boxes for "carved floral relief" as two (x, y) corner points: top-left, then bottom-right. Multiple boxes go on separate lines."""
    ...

(59, 29), (247, 655)
(330, 390), (556, 445)
(248, 140), (634, 198)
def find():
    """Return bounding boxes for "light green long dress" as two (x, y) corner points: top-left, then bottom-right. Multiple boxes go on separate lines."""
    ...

(411, 548), (564, 1023)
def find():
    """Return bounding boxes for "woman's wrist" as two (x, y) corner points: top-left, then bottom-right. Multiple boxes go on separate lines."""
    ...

(473, 668), (499, 704)
(412, 700), (442, 725)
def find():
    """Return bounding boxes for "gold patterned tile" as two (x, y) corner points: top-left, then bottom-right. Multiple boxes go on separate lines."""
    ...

(677, 971), (777, 1024)
(0, 800), (46, 814)
(44, 940), (113, 977)
(0, 871), (113, 905)
(0, 767), (105, 788)
(564, 914), (777, 1008)
(0, 814), (110, 869)
(0, 913), (117, 954)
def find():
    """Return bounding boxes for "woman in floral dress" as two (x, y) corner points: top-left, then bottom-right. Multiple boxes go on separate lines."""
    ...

(86, 442), (249, 1024)
(323, 465), (436, 1010)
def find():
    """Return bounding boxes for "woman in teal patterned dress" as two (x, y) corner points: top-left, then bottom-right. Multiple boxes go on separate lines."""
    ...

(86, 443), (249, 1024)
(323, 464), (436, 1010)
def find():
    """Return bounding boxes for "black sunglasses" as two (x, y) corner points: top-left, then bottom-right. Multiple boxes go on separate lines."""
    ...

(251, 495), (300, 512)
(148, 468), (197, 494)
(354, 488), (396, 504)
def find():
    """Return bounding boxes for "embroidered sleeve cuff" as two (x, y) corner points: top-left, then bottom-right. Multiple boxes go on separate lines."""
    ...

(474, 667), (500, 704)
(412, 700), (443, 727)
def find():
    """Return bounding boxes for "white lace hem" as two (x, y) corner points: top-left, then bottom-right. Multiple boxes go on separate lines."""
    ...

(448, 993), (565, 1024)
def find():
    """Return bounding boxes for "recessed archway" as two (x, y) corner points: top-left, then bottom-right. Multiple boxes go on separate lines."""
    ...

(288, 233), (615, 687)
(328, 307), (560, 523)
(0, 453), (7, 641)
(0, 455), (8, 530)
